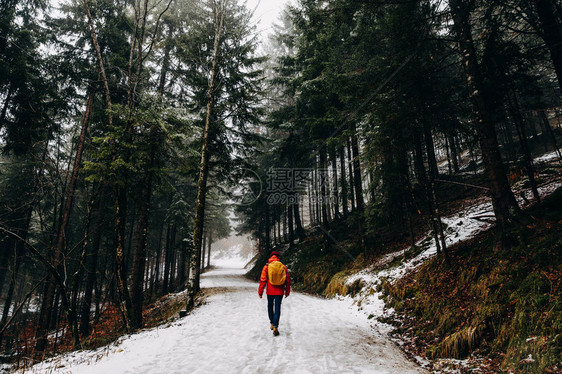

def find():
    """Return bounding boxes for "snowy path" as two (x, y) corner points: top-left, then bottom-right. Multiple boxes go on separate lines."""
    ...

(25, 267), (424, 374)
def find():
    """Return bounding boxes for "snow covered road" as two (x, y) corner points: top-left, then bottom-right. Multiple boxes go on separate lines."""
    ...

(25, 267), (424, 374)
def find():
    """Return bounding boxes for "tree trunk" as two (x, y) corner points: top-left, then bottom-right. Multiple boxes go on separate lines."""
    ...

(448, 133), (460, 173)
(79, 184), (106, 335)
(84, 0), (135, 332)
(145, 254), (153, 294)
(153, 224), (165, 296)
(423, 125), (439, 179)
(307, 182), (314, 226)
(0, 210), (31, 338)
(201, 233), (207, 268)
(113, 186), (133, 332)
(533, 0), (562, 95)
(169, 228), (177, 289)
(527, 113), (539, 139)
(347, 138), (355, 211)
(288, 203), (294, 244)
(506, 77), (541, 203)
(187, 4), (225, 309)
(158, 24), (174, 95)
(449, 0), (520, 236)
(264, 200), (271, 251)
(350, 131), (364, 211)
(534, 112), (549, 151)
(274, 209), (279, 244)
(94, 253), (108, 323)
(62, 88), (96, 342)
(201, 233), (207, 270)
(0, 269), (18, 338)
(368, 168), (376, 203)
(319, 150), (329, 228)
(206, 233), (212, 268)
(469, 143), (477, 175)
(270, 211), (274, 245)
(454, 136), (463, 169)
(324, 149), (332, 223)
(312, 165), (318, 224)
(83, 0), (113, 128)
(540, 111), (562, 160)
(178, 236), (187, 288)
(339, 146), (348, 217)
(413, 128), (426, 184)
(417, 138), (446, 259)
(513, 114), (540, 202)
(331, 146), (339, 219)
(0, 83), (13, 133)
(130, 149), (155, 329)
(0, 192), (35, 328)
(70, 183), (96, 337)
(0, 255), (9, 301)
(124, 211), (136, 278)
(207, 232), (211, 268)
(293, 200), (305, 240)
(445, 136), (453, 175)
(0, 278), (42, 345)
(429, 173), (448, 262)
(350, 127), (365, 250)
(279, 209), (283, 243)
(35, 88), (95, 352)
(163, 224), (172, 294)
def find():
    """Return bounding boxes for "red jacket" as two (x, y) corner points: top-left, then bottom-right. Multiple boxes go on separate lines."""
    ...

(258, 255), (291, 297)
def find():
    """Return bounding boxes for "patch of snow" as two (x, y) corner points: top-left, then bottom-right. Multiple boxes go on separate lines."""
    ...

(24, 296), (41, 314)
(431, 356), (487, 373)
(382, 200), (493, 282)
(412, 355), (433, 370)
(520, 354), (535, 364)
(346, 197), (493, 293)
(47, 327), (68, 340)
(534, 150), (561, 164)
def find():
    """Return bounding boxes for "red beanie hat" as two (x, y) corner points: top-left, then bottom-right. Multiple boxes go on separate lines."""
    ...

(270, 251), (280, 257)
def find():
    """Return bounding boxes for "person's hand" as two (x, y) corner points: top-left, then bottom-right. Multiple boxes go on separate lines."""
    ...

(285, 294), (289, 298)
(259, 294), (263, 299)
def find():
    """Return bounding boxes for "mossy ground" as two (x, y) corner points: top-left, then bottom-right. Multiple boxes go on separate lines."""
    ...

(384, 187), (562, 373)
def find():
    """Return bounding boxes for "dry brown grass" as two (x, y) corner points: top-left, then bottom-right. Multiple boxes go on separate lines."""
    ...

(431, 321), (488, 359)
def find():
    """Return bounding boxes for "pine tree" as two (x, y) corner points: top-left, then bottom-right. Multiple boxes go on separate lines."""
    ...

(180, 0), (264, 306)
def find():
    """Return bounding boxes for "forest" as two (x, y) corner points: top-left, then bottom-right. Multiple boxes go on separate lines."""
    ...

(0, 0), (561, 372)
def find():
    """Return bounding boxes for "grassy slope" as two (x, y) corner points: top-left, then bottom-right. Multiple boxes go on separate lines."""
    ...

(384, 187), (562, 373)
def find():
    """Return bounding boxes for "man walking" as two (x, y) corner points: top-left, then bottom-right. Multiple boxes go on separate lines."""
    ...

(258, 251), (290, 336)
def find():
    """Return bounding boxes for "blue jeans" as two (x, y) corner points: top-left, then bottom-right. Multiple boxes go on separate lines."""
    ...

(267, 295), (283, 328)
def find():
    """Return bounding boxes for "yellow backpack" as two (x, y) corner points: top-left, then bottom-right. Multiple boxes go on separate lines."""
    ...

(268, 261), (286, 286)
